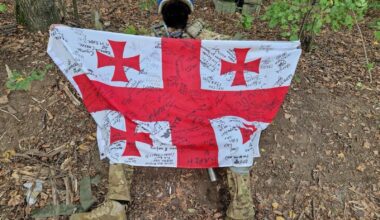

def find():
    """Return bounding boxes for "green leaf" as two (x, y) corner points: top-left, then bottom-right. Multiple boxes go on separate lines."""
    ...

(6, 71), (31, 91)
(366, 62), (375, 71)
(45, 64), (54, 71)
(124, 25), (138, 35)
(344, 15), (353, 27)
(281, 32), (290, 37)
(375, 31), (380, 41)
(0, 3), (6, 13)
(294, 75), (301, 83)
(241, 14), (253, 30)
(290, 34), (299, 41)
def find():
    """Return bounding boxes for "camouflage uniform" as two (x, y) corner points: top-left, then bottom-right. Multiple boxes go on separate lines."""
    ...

(70, 18), (255, 220)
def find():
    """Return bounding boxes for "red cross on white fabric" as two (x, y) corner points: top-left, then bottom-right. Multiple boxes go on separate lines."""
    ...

(220, 48), (261, 86)
(109, 119), (152, 157)
(74, 38), (289, 168)
(96, 40), (140, 82)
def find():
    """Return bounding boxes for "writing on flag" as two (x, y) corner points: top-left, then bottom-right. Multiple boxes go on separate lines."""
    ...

(47, 26), (301, 168)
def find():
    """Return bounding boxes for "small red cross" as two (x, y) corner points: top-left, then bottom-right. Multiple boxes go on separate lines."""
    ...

(220, 48), (261, 86)
(96, 40), (140, 82)
(109, 118), (152, 157)
(239, 124), (257, 144)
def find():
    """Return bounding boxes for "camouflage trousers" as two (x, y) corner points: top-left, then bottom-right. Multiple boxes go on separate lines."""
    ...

(226, 166), (255, 220)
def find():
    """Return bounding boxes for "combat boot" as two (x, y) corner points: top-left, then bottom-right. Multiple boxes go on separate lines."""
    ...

(69, 200), (127, 220)
(225, 168), (255, 220)
(70, 164), (133, 220)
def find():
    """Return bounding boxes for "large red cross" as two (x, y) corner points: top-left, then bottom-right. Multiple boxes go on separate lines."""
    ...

(109, 119), (152, 157)
(96, 40), (140, 82)
(74, 38), (289, 168)
(220, 48), (261, 86)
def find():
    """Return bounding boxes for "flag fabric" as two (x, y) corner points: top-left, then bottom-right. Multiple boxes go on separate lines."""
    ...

(47, 26), (301, 168)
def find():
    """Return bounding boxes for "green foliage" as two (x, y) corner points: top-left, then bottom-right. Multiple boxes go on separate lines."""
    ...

(123, 25), (149, 35)
(368, 0), (380, 9)
(139, 0), (156, 11)
(376, 31), (380, 41)
(293, 75), (301, 83)
(371, 19), (380, 41)
(241, 14), (254, 30)
(366, 62), (375, 72)
(6, 64), (53, 91)
(262, 0), (369, 41)
(0, 3), (7, 13)
(124, 25), (138, 35)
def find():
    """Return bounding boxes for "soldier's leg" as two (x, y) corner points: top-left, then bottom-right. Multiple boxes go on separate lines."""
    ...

(108, 164), (134, 202)
(226, 166), (255, 220)
(70, 164), (133, 220)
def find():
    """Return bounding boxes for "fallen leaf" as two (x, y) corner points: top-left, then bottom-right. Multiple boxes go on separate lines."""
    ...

(0, 95), (8, 105)
(1, 149), (16, 163)
(363, 141), (370, 149)
(356, 164), (366, 172)
(272, 202), (279, 209)
(287, 135), (294, 140)
(78, 143), (90, 152)
(87, 133), (96, 141)
(276, 216), (285, 220)
(8, 194), (23, 206)
(187, 208), (196, 213)
(284, 113), (291, 119)
(288, 210), (296, 219)
(337, 152), (345, 159)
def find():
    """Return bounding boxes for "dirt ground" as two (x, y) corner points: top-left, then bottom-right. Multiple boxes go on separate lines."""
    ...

(0, 0), (379, 219)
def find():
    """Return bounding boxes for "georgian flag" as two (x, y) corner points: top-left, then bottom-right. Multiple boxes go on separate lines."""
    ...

(47, 26), (301, 168)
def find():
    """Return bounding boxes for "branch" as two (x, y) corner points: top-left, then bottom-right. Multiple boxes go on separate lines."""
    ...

(298, 0), (317, 40)
(352, 11), (372, 83)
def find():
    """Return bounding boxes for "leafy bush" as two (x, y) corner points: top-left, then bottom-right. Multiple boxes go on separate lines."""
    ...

(241, 14), (254, 29)
(262, 0), (369, 41)
(6, 64), (53, 91)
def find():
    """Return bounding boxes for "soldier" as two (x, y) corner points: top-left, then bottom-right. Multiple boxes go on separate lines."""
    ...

(70, 1), (255, 219)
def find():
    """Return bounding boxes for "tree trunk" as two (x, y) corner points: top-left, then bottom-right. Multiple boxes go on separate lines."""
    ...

(15, 0), (60, 32)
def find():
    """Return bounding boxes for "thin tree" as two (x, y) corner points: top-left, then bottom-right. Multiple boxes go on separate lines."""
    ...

(15, 0), (60, 31)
